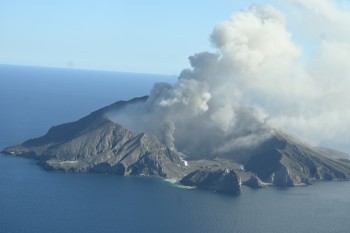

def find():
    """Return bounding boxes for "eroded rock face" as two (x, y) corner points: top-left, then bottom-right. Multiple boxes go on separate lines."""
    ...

(2, 97), (187, 179)
(243, 131), (350, 186)
(2, 96), (350, 193)
(270, 164), (296, 187)
(180, 169), (241, 194)
(243, 174), (265, 188)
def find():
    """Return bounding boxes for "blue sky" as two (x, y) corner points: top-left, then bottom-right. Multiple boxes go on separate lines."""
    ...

(2, 1), (350, 152)
(1, 0), (276, 74)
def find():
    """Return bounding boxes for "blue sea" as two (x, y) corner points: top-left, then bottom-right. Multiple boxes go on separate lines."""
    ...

(1, 65), (350, 233)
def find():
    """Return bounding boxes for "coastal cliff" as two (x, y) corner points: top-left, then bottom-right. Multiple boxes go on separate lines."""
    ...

(2, 97), (350, 194)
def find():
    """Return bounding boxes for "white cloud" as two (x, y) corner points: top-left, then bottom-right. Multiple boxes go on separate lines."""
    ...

(109, 2), (350, 155)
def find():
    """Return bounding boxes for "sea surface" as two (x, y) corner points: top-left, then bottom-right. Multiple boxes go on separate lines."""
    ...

(1, 65), (349, 233)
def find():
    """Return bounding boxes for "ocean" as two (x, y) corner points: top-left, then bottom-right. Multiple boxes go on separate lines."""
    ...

(1, 65), (349, 233)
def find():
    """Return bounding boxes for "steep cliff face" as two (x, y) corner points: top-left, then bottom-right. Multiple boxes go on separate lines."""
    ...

(181, 169), (241, 194)
(244, 131), (350, 186)
(243, 174), (265, 188)
(2, 97), (187, 179)
(2, 96), (350, 191)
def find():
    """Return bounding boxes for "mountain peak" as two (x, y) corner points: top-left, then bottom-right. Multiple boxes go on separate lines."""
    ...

(2, 97), (350, 193)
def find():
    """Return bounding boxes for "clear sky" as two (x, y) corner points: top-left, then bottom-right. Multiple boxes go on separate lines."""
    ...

(2, 0), (350, 153)
(1, 0), (276, 75)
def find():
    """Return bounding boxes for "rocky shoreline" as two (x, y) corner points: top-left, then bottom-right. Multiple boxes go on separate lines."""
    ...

(3, 97), (350, 195)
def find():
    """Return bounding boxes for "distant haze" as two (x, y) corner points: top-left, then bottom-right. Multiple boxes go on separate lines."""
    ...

(0, 0), (271, 74)
(109, 2), (350, 155)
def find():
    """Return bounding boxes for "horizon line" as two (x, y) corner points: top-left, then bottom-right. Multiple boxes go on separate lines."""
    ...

(0, 63), (178, 78)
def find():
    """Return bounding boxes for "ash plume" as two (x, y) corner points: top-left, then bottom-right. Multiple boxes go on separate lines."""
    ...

(109, 1), (350, 156)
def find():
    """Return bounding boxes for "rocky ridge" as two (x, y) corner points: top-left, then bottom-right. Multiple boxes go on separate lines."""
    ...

(2, 96), (350, 194)
(181, 169), (241, 194)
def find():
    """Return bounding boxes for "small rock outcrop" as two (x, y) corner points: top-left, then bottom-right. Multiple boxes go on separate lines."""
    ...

(180, 169), (241, 194)
(243, 174), (265, 188)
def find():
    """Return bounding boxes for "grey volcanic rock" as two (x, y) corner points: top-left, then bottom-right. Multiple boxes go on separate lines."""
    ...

(243, 174), (265, 188)
(2, 96), (350, 192)
(180, 169), (241, 194)
(315, 147), (350, 160)
(244, 130), (350, 186)
(2, 97), (186, 179)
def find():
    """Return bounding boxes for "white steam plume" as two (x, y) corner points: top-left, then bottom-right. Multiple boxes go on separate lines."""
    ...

(109, 2), (350, 155)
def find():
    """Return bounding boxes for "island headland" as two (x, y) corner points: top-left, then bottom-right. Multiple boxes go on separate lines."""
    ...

(2, 96), (350, 194)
